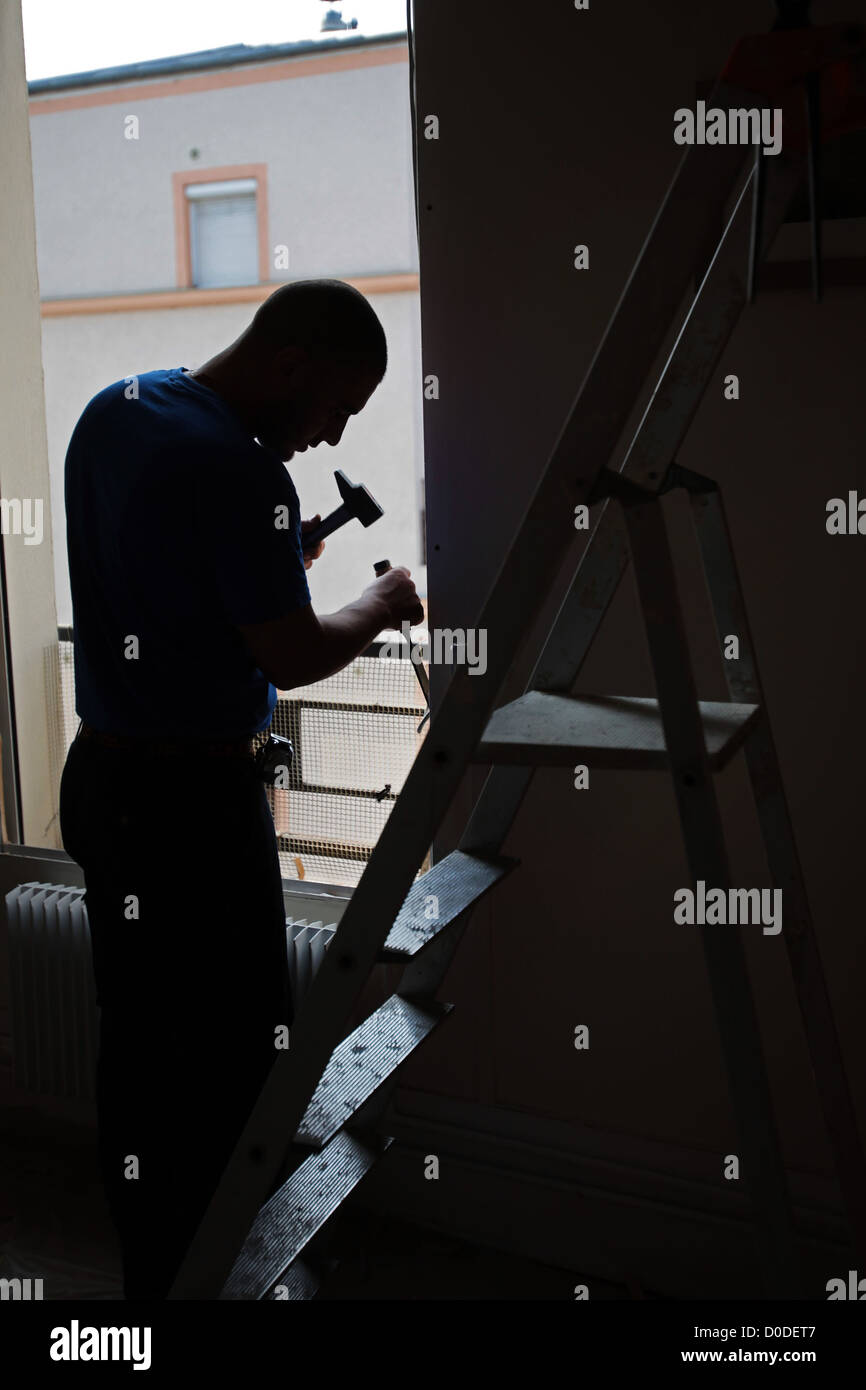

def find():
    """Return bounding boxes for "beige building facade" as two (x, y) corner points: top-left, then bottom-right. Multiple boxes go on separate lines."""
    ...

(28, 31), (424, 626)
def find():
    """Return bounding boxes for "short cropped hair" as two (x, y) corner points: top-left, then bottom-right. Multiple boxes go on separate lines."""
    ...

(249, 279), (387, 376)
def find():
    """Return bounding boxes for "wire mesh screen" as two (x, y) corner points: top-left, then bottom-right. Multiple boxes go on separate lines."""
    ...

(46, 639), (79, 830)
(269, 639), (429, 885)
(48, 633), (429, 887)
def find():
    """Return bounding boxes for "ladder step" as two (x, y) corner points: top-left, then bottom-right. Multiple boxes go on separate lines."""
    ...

(295, 994), (453, 1150)
(379, 849), (516, 962)
(474, 691), (761, 771)
(221, 1129), (392, 1300)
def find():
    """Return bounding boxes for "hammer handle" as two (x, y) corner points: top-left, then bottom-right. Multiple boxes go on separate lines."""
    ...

(303, 502), (351, 550)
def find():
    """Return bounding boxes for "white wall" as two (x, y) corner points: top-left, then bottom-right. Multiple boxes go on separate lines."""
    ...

(0, 0), (59, 849)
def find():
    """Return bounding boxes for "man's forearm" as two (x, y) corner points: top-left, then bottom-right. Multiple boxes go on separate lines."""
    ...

(304, 594), (392, 684)
(242, 568), (420, 691)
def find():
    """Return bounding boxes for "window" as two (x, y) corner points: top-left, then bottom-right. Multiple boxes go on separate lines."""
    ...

(185, 178), (259, 288)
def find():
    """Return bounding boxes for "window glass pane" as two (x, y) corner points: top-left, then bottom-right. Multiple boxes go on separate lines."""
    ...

(189, 192), (258, 288)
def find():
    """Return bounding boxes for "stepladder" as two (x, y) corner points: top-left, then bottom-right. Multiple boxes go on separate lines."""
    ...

(167, 19), (866, 1301)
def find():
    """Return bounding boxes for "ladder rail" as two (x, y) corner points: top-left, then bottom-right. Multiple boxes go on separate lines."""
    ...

(302, 150), (810, 1279)
(461, 151), (805, 858)
(169, 92), (759, 1300)
(337, 107), (856, 1302)
(689, 480), (866, 1261)
(622, 493), (804, 1298)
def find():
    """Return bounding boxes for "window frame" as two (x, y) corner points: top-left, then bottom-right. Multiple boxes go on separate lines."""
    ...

(172, 163), (270, 289)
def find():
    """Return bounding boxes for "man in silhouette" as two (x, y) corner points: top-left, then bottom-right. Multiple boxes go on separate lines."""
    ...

(59, 279), (422, 1299)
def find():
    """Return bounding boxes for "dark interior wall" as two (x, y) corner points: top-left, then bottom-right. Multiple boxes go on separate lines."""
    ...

(403, 0), (866, 1188)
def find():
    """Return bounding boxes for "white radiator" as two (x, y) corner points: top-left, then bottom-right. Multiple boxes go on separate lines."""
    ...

(285, 918), (337, 1002)
(5, 883), (97, 1100)
(5, 881), (337, 1101)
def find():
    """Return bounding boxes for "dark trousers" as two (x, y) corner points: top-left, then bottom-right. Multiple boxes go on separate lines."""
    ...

(59, 732), (293, 1300)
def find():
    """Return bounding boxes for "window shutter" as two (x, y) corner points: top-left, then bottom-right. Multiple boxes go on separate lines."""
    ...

(188, 188), (259, 288)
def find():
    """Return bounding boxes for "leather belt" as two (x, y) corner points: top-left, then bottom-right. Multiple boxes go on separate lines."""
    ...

(77, 722), (271, 760)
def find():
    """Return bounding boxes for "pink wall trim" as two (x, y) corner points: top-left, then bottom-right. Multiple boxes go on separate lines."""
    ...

(30, 44), (408, 116)
(40, 274), (420, 316)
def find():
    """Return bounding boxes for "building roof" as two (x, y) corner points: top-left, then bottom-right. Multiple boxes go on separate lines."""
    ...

(27, 31), (407, 95)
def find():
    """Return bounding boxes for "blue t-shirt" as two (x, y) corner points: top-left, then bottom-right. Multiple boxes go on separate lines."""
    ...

(64, 367), (311, 738)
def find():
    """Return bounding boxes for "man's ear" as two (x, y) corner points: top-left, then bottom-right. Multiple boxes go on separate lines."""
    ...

(273, 344), (309, 380)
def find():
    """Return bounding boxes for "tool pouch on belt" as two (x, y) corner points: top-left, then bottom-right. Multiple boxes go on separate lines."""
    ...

(254, 733), (294, 787)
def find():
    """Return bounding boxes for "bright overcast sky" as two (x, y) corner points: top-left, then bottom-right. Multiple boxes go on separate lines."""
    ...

(22, 0), (408, 80)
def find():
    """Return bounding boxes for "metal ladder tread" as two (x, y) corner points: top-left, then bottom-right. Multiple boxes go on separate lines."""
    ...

(474, 691), (761, 771)
(379, 848), (517, 962)
(262, 1257), (320, 1301)
(295, 993), (453, 1150)
(221, 1129), (393, 1300)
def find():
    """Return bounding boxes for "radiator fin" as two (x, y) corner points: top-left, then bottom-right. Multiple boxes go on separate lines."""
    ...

(5, 882), (337, 1101)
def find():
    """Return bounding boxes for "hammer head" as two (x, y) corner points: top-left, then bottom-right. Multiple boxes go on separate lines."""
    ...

(334, 469), (383, 528)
